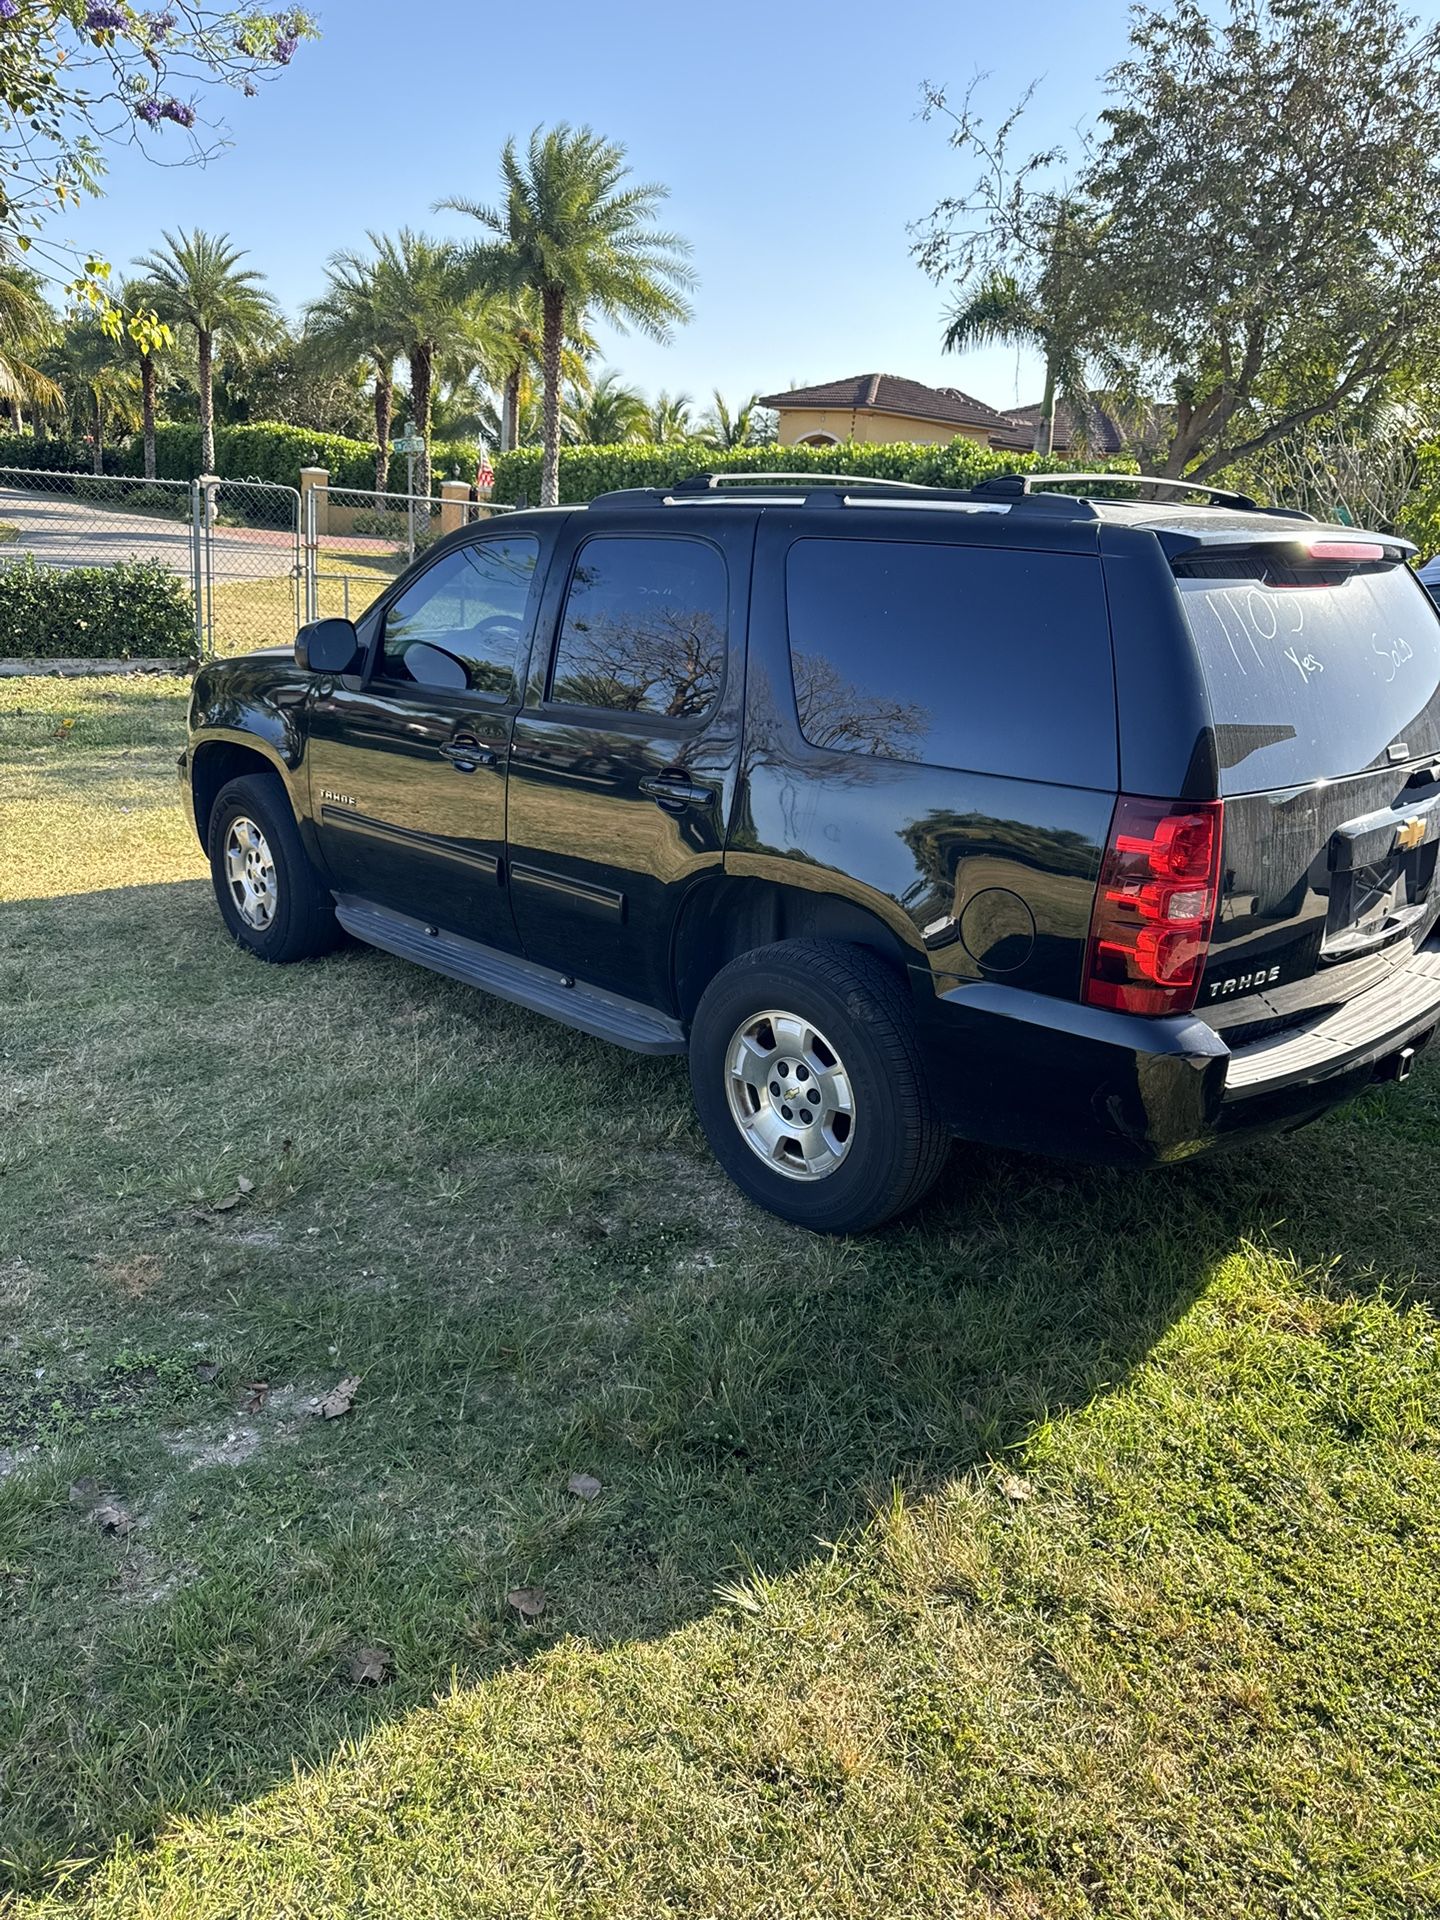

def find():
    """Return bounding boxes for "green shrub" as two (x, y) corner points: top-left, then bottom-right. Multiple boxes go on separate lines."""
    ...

(0, 554), (194, 660)
(1398, 441), (1440, 562)
(490, 437), (1055, 505)
(0, 435), (124, 477)
(121, 422), (483, 496)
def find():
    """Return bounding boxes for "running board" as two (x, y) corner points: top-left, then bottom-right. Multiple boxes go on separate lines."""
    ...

(333, 895), (687, 1055)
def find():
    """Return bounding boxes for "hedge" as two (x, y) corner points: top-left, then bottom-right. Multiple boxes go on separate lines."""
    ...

(0, 434), (124, 476)
(120, 421), (482, 494)
(489, 437), (1066, 505)
(0, 554), (194, 660)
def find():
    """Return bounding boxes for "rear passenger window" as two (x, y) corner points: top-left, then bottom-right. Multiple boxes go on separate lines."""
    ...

(549, 534), (726, 720)
(784, 539), (1116, 785)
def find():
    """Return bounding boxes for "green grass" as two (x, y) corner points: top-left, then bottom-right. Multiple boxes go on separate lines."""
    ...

(1, 675), (1438, 1917)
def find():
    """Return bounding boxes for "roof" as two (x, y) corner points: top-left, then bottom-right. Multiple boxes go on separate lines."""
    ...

(755, 373), (1009, 432)
(988, 396), (1168, 456)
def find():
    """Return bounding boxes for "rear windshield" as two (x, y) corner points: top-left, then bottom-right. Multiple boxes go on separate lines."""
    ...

(1176, 564), (1440, 793)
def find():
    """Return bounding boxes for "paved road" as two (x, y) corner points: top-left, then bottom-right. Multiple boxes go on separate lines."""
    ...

(0, 484), (298, 580)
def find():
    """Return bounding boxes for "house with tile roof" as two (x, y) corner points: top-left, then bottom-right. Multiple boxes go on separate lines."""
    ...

(756, 373), (1012, 449)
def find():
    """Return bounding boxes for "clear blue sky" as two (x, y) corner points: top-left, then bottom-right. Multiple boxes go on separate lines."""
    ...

(65, 0), (1142, 414)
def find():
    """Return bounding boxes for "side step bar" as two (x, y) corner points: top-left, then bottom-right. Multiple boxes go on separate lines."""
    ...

(333, 895), (687, 1056)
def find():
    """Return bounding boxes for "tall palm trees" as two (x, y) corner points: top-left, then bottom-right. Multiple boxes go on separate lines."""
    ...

(347, 231), (478, 500)
(132, 230), (278, 472)
(444, 124), (694, 506)
(304, 253), (408, 493)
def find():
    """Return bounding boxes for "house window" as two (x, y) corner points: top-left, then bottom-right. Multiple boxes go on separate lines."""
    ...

(796, 431), (840, 447)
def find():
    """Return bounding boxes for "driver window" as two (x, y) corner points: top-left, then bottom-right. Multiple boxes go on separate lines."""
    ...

(378, 535), (539, 696)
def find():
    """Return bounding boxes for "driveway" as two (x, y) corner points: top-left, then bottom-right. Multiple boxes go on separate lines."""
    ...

(0, 484), (298, 580)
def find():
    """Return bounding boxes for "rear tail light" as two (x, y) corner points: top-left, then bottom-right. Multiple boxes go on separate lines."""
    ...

(1083, 795), (1224, 1015)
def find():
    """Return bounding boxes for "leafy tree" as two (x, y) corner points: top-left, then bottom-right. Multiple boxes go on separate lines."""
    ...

(645, 389), (694, 443)
(0, 268), (60, 431)
(569, 369), (648, 445)
(115, 276), (174, 478)
(444, 123), (694, 506)
(698, 389), (772, 450)
(350, 231), (483, 499)
(304, 255), (410, 490)
(43, 313), (139, 471)
(941, 271), (1085, 457)
(0, 7), (313, 303)
(132, 228), (279, 472)
(920, 0), (1440, 479)
(480, 289), (594, 453)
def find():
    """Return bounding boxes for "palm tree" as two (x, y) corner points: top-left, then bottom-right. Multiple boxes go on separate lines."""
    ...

(569, 368), (648, 444)
(117, 277), (173, 479)
(132, 229), (279, 472)
(443, 123), (695, 506)
(304, 252), (409, 493)
(0, 268), (61, 433)
(482, 289), (596, 453)
(45, 316), (140, 473)
(355, 231), (480, 500)
(698, 389), (765, 450)
(645, 388), (693, 443)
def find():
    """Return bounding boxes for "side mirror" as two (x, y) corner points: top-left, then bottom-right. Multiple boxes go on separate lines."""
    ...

(295, 617), (359, 675)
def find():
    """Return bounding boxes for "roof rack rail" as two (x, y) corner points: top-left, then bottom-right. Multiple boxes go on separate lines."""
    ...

(971, 471), (1263, 510)
(668, 470), (939, 494)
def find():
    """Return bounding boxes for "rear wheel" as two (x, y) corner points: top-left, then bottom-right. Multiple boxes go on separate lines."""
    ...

(689, 939), (950, 1233)
(207, 772), (339, 963)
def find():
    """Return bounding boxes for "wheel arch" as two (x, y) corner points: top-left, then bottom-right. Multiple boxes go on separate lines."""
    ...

(670, 874), (921, 1026)
(189, 735), (293, 850)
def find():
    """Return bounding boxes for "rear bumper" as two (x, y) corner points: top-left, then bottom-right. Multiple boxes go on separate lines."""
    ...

(917, 937), (1440, 1166)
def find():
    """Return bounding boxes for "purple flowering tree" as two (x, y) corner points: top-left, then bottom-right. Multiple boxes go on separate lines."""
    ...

(0, 6), (316, 265)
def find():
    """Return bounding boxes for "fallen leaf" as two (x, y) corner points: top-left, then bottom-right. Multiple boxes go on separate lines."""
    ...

(68, 1476), (100, 1507)
(507, 1586), (546, 1621)
(314, 1374), (361, 1420)
(94, 1500), (132, 1536)
(566, 1473), (602, 1501)
(236, 1175), (255, 1195)
(195, 1361), (220, 1385)
(242, 1380), (269, 1413)
(208, 1194), (242, 1214)
(998, 1474), (1034, 1504)
(348, 1645), (391, 1686)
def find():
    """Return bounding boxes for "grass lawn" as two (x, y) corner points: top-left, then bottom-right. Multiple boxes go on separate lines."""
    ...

(1, 674), (1438, 1918)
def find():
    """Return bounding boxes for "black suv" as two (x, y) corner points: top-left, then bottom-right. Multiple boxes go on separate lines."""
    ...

(180, 471), (1440, 1232)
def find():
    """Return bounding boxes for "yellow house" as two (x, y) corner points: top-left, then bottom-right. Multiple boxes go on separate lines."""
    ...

(757, 372), (1012, 448)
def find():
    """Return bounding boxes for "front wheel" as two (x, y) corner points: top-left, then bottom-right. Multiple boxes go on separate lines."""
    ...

(689, 939), (950, 1233)
(207, 771), (340, 963)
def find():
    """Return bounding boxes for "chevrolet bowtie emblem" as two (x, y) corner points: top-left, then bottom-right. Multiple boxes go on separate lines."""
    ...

(1395, 815), (1426, 853)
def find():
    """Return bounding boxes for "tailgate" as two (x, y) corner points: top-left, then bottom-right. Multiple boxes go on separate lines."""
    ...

(1172, 554), (1440, 1036)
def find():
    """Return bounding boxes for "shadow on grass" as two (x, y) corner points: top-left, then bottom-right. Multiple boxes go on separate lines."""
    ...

(0, 875), (1436, 1895)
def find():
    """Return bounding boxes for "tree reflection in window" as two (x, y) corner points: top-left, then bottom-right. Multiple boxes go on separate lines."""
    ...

(790, 649), (928, 760)
(550, 536), (726, 719)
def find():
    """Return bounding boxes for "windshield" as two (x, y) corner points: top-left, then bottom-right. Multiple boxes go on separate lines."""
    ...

(1175, 564), (1440, 793)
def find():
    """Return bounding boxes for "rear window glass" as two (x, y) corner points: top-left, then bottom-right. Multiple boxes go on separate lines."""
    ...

(784, 539), (1116, 785)
(1176, 566), (1440, 793)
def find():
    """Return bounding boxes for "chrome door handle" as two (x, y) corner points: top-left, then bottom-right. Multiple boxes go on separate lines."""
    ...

(441, 735), (496, 773)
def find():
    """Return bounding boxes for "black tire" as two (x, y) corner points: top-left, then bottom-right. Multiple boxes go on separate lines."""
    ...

(207, 771), (340, 964)
(689, 939), (950, 1233)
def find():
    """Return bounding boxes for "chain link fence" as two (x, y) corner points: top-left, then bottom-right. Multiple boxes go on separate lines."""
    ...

(303, 484), (514, 625)
(0, 467), (519, 666)
(195, 477), (303, 657)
